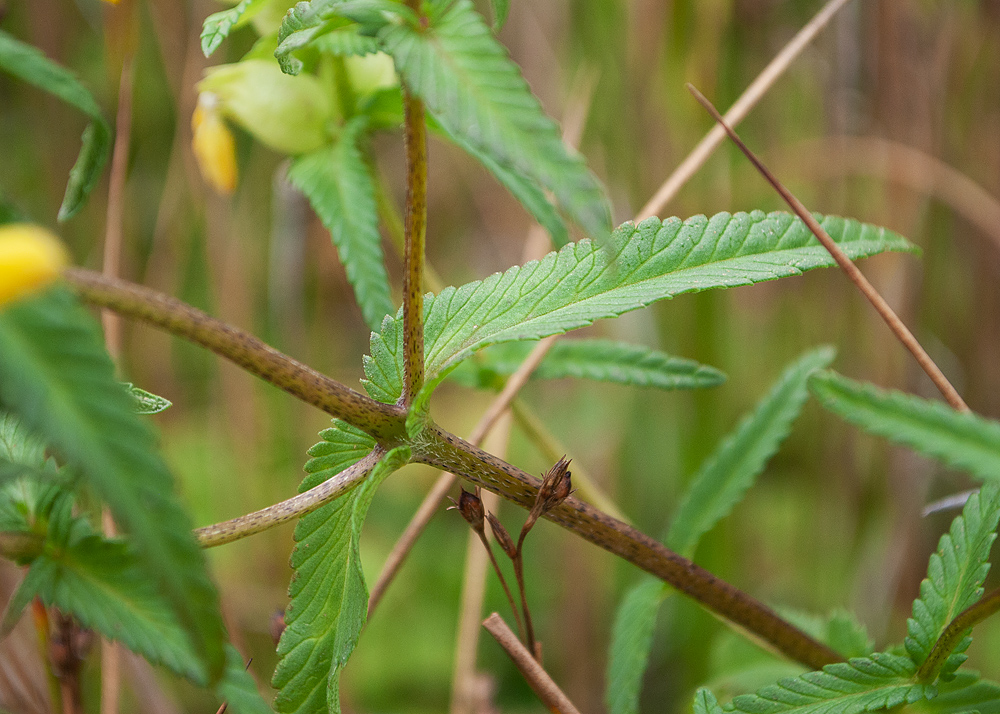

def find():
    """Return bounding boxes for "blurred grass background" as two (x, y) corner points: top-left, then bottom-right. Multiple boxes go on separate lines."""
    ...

(2, 0), (1000, 712)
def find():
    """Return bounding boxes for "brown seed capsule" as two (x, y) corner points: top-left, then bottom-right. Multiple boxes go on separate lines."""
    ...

(487, 512), (517, 559)
(454, 488), (486, 534)
(537, 456), (572, 515)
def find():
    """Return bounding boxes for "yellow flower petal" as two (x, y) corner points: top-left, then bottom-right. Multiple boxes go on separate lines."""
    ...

(0, 224), (69, 307)
(192, 94), (238, 196)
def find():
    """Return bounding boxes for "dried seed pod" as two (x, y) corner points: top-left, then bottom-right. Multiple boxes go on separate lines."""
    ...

(537, 456), (572, 515)
(454, 488), (486, 534)
(487, 512), (517, 559)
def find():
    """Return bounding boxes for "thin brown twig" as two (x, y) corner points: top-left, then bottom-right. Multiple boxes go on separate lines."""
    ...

(367, 336), (558, 615)
(482, 613), (581, 714)
(687, 84), (970, 413)
(636, 0), (853, 220)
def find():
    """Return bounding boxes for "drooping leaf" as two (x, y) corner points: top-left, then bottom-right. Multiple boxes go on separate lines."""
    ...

(273, 422), (408, 714)
(216, 644), (275, 714)
(605, 347), (835, 714)
(449, 338), (726, 391)
(723, 653), (930, 714)
(667, 346), (835, 557)
(809, 371), (1000, 483)
(0, 288), (226, 681)
(380, 0), (612, 240)
(288, 118), (395, 331)
(904, 482), (1000, 674)
(8, 533), (202, 681)
(124, 383), (172, 415)
(363, 212), (914, 404)
(312, 27), (382, 57)
(0, 30), (111, 221)
(201, 0), (268, 57)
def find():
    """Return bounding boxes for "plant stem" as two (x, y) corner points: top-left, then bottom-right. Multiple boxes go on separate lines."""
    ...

(194, 451), (382, 547)
(918, 586), (1000, 682)
(687, 85), (970, 414)
(511, 551), (537, 660)
(413, 422), (842, 671)
(401, 85), (427, 406)
(476, 530), (526, 642)
(64, 268), (407, 442)
(482, 613), (581, 714)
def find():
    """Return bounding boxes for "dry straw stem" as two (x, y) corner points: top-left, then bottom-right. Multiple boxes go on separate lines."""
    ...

(636, 0), (853, 220)
(790, 135), (1000, 254)
(482, 613), (581, 714)
(687, 84), (970, 414)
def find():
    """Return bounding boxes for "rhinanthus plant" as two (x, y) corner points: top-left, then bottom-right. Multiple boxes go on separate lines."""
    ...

(1, 1), (1000, 713)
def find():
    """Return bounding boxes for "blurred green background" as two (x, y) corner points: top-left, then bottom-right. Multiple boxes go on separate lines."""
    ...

(2, 0), (1000, 712)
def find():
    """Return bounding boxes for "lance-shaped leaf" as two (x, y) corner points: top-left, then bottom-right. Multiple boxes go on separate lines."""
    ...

(363, 212), (912, 404)
(0, 288), (226, 681)
(289, 118), (395, 332)
(904, 482), (1000, 675)
(700, 653), (930, 714)
(809, 371), (1000, 482)
(920, 671), (1000, 713)
(379, 0), (611, 241)
(0, 30), (111, 221)
(201, 0), (269, 57)
(605, 347), (835, 714)
(273, 422), (410, 714)
(5, 534), (202, 681)
(449, 338), (726, 391)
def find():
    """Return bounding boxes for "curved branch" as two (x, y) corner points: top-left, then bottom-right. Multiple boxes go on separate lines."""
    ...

(413, 423), (842, 671)
(64, 268), (407, 442)
(195, 450), (383, 547)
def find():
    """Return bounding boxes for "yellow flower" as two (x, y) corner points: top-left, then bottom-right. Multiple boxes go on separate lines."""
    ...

(0, 224), (69, 307)
(192, 93), (238, 195)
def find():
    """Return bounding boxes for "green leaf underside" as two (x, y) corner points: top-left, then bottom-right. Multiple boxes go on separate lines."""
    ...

(923, 672), (1000, 713)
(125, 383), (172, 415)
(11, 535), (201, 680)
(201, 0), (266, 57)
(0, 288), (225, 682)
(216, 645), (275, 714)
(362, 212), (914, 404)
(379, 0), (611, 240)
(273, 421), (405, 714)
(0, 30), (110, 221)
(809, 371), (1000, 483)
(605, 347), (834, 714)
(721, 653), (929, 714)
(905, 482), (1000, 668)
(449, 338), (726, 391)
(288, 118), (395, 332)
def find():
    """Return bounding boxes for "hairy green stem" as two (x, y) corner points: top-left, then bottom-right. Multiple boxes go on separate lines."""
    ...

(401, 85), (427, 406)
(64, 268), (406, 442)
(412, 422), (842, 671)
(195, 451), (382, 547)
(918, 586), (1000, 682)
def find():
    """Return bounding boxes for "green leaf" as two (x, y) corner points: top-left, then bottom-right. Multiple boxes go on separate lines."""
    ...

(724, 653), (929, 714)
(490, 0), (510, 31)
(450, 338), (725, 391)
(667, 346), (835, 557)
(8, 533), (202, 680)
(124, 383), (172, 415)
(380, 0), (612, 240)
(201, 0), (268, 57)
(905, 482), (1000, 670)
(606, 579), (667, 714)
(0, 288), (226, 682)
(216, 645), (275, 714)
(605, 347), (834, 714)
(809, 371), (1000, 482)
(273, 423), (407, 714)
(363, 212), (914, 404)
(0, 30), (111, 221)
(921, 672), (1000, 713)
(693, 688), (725, 714)
(288, 119), (395, 331)
(312, 27), (382, 57)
